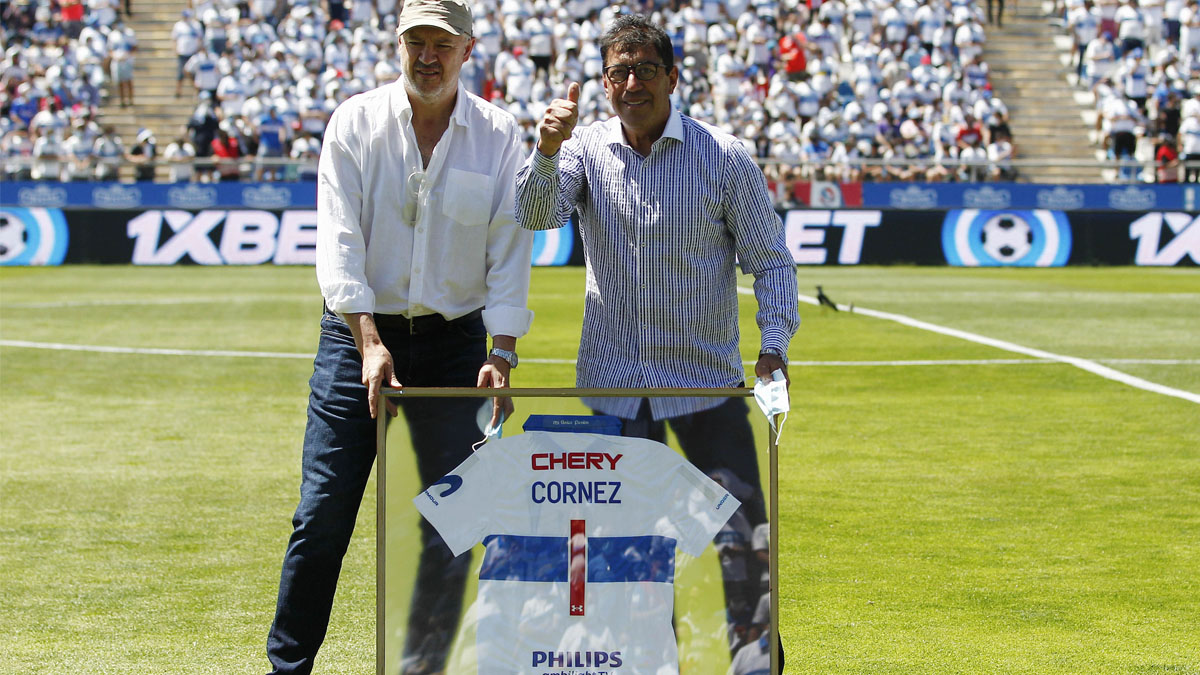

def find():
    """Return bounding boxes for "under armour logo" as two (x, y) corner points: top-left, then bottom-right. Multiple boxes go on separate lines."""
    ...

(571, 604), (584, 613)
(431, 475), (463, 497)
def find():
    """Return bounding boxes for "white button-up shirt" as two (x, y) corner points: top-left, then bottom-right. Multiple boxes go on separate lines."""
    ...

(316, 79), (534, 338)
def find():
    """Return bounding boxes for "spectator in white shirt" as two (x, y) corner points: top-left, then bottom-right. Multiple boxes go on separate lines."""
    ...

(92, 126), (123, 180)
(1105, 92), (1141, 177)
(1164, 0), (1184, 42)
(525, 12), (555, 79)
(987, 130), (1015, 179)
(955, 18), (986, 65)
(87, 0), (119, 27)
(172, 9), (203, 97)
(1119, 48), (1151, 110)
(1085, 31), (1119, 85)
(162, 135), (197, 182)
(29, 99), (69, 135)
(59, 125), (94, 181)
(498, 44), (536, 102)
(1071, 0), (1102, 78)
(1141, 0), (1167, 42)
(186, 47), (221, 97)
(1177, 108), (1200, 179)
(713, 48), (745, 123)
(1115, 0), (1148, 53)
(30, 127), (63, 180)
(1181, 0), (1200, 58)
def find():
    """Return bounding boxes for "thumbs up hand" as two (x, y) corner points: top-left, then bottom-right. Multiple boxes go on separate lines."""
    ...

(537, 81), (580, 156)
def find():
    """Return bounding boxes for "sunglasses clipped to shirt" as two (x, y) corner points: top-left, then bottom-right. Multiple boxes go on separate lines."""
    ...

(602, 61), (669, 83)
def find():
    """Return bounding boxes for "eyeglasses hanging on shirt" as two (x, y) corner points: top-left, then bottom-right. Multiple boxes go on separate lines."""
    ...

(402, 170), (426, 227)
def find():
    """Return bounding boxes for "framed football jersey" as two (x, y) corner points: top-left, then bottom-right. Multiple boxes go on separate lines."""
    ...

(377, 389), (780, 675)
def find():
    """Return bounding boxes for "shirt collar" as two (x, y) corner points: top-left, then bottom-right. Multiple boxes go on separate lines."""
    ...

(605, 107), (684, 150)
(394, 78), (471, 128)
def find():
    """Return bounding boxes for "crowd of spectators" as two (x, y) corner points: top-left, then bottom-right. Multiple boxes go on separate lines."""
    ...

(4, 0), (1024, 190)
(1063, 0), (1200, 180)
(0, 0), (149, 180)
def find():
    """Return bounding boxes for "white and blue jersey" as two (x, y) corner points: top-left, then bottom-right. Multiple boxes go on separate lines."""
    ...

(414, 431), (739, 675)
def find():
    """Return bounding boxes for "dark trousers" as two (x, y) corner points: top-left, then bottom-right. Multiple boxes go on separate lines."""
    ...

(267, 310), (487, 675)
(615, 397), (766, 526)
(609, 397), (784, 669)
(987, 0), (1004, 24)
(607, 398), (769, 638)
(1185, 153), (1200, 182)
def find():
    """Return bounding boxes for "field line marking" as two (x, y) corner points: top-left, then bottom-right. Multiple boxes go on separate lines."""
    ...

(0, 340), (314, 360)
(3, 340), (1197, 370)
(4, 297), (310, 309)
(761, 289), (1200, 405)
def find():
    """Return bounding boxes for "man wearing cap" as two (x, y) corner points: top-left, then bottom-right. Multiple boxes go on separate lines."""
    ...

(264, 1), (533, 673)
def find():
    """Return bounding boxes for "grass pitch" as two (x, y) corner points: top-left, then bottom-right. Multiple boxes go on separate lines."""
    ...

(1, 265), (1198, 674)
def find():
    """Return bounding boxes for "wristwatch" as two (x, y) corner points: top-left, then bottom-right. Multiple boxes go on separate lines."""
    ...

(489, 347), (518, 369)
(759, 347), (785, 359)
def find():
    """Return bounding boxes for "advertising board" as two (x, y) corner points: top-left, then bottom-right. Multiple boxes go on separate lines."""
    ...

(2, 206), (1196, 267)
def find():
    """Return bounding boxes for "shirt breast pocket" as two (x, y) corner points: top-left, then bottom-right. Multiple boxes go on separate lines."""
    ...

(442, 168), (494, 226)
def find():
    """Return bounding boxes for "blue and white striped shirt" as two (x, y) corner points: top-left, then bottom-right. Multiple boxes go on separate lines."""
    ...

(516, 109), (799, 419)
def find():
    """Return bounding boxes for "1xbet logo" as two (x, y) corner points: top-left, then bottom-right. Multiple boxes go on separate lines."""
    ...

(126, 210), (316, 265)
(1129, 213), (1200, 266)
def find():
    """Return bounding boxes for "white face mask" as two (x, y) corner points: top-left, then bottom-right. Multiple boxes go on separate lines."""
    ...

(753, 368), (790, 441)
(472, 408), (506, 452)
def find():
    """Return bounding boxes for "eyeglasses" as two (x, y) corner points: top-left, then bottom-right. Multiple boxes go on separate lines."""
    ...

(603, 61), (668, 83)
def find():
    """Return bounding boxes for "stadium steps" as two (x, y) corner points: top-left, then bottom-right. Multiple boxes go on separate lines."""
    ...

(95, 1), (194, 180)
(983, 5), (1102, 183)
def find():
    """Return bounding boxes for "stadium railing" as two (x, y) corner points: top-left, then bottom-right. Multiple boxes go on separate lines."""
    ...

(4, 157), (1197, 184)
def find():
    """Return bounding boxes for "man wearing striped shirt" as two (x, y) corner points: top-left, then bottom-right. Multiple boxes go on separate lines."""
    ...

(516, 14), (799, 658)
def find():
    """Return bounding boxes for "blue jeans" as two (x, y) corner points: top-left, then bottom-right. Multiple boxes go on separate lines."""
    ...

(267, 310), (487, 675)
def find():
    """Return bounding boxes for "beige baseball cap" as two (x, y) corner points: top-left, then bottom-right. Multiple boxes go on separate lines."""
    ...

(396, 0), (474, 37)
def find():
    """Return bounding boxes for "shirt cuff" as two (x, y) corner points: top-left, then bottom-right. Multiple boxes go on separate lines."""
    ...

(759, 330), (791, 358)
(530, 147), (559, 179)
(482, 306), (534, 340)
(323, 283), (374, 316)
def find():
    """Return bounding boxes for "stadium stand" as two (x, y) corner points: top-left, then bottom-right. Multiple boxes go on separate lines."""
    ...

(14, 0), (1176, 188)
(1, 0), (144, 180)
(1055, 0), (1200, 182)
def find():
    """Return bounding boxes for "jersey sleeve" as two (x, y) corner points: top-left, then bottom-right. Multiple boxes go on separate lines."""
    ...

(666, 458), (742, 558)
(413, 452), (494, 557)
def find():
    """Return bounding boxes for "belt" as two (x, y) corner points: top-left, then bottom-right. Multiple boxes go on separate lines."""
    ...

(371, 308), (483, 335)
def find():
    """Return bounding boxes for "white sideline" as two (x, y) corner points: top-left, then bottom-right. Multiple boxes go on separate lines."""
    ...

(0, 340), (314, 360)
(2, 340), (1197, 371)
(773, 289), (1200, 405)
(5, 297), (306, 309)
